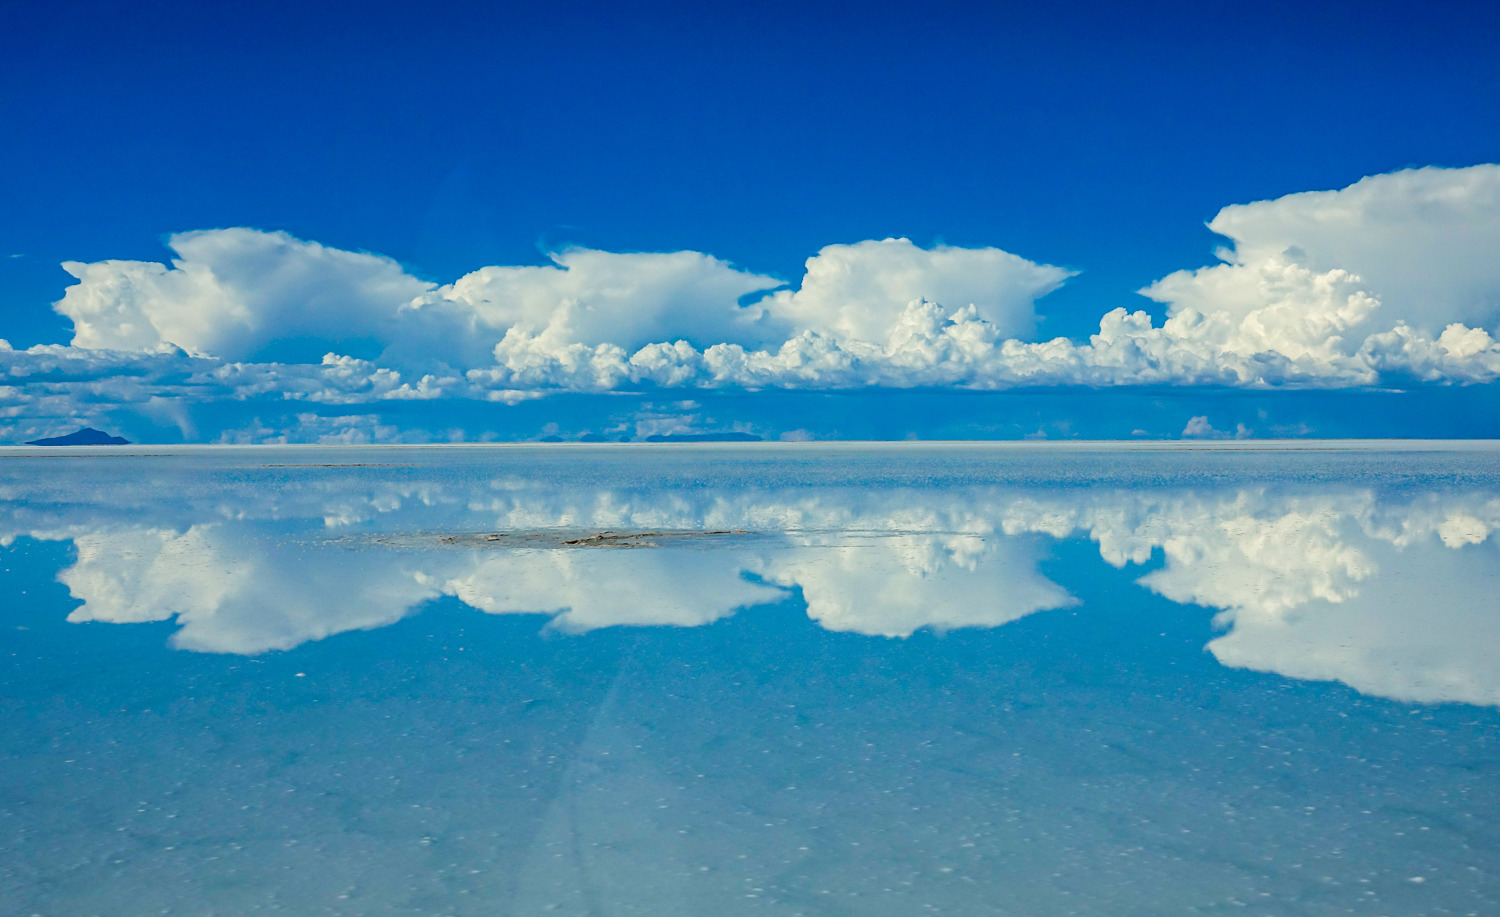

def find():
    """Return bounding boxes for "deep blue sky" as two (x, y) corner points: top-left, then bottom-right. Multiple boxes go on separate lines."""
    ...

(4, 0), (1499, 347)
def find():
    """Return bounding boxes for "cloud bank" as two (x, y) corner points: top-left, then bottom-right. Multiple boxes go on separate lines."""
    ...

(7, 164), (1500, 440)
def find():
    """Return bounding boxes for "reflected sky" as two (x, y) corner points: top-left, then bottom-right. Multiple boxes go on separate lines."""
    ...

(3, 444), (1500, 914)
(9, 444), (1500, 705)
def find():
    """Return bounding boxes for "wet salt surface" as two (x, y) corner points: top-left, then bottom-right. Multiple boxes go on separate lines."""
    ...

(1, 442), (1498, 915)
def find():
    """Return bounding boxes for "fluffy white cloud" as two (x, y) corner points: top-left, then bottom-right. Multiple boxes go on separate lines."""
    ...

(398, 248), (784, 364)
(1133, 165), (1500, 384)
(1181, 415), (1251, 439)
(482, 166), (1498, 391)
(755, 238), (1071, 343)
(11, 163), (1500, 439)
(56, 229), (434, 361)
(1197, 164), (1500, 337)
(1360, 322), (1500, 383)
(1139, 255), (1381, 377)
(51, 234), (785, 371)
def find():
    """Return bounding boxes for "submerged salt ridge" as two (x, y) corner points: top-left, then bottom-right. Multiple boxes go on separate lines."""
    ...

(4, 446), (1500, 706)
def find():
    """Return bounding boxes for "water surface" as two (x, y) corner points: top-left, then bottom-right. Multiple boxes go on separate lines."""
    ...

(2, 443), (1498, 915)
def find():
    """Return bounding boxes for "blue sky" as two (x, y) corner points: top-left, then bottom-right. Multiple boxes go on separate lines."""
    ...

(3, 0), (1500, 442)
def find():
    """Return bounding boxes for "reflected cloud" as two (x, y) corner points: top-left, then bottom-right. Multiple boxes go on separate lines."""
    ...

(439, 547), (783, 632)
(1001, 490), (1500, 706)
(6, 455), (1500, 706)
(62, 524), (437, 654)
(1205, 537), (1500, 706)
(759, 530), (1074, 637)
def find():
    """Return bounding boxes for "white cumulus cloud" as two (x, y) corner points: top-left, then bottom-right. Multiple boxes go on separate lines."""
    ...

(393, 247), (785, 368)
(11, 163), (1500, 442)
(756, 237), (1072, 343)
(1198, 164), (1500, 336)
(56, 229), (433, 361)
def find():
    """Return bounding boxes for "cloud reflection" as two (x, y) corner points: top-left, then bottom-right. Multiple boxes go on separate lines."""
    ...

(7, 462), (1500, 706)
(61, 524), (437, 653)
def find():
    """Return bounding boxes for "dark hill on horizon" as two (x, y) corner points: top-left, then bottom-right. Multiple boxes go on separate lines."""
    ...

(25, 427), (131, 446)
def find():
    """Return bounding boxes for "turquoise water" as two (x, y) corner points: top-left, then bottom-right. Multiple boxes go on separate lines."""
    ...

(2, 443), (1498, 915)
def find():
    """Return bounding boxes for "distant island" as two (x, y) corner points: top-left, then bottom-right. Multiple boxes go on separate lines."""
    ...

(25, 427), (131, 446)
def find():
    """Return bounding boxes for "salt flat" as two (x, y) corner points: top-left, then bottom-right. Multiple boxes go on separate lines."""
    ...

(2, 445), (1497, 915)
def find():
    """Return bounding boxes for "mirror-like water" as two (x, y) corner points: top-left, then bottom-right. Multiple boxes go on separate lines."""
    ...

(3, 444), (1497, 915)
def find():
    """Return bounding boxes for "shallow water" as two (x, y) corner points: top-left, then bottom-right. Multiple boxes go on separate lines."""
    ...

(2, 443), (1498, 915)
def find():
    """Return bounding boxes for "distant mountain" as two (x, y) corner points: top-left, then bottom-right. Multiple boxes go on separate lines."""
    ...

(25, 427), (131, 446)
